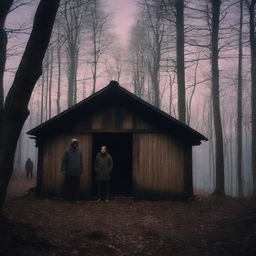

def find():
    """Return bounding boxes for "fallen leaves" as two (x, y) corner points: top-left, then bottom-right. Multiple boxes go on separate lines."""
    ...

(3, 173), (256, 256)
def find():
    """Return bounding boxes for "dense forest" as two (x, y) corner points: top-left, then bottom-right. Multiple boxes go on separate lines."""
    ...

(2, 0), (256, 202)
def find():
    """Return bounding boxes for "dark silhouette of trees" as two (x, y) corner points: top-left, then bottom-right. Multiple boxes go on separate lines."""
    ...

(247, 0), (256, 196)
(0, 0), (13, 121)
(175, 0), (186, 123)
(210, 0), (225, 196)
(0, 0), (60, 212)
(237, 0), (243, 196)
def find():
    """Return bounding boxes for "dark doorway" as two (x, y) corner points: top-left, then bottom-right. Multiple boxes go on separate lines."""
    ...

(91, 133), (133, 197)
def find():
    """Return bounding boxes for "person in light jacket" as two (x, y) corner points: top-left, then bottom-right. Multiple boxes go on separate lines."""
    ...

(94, 146), (113, 202)
(61, 138), (83, 201)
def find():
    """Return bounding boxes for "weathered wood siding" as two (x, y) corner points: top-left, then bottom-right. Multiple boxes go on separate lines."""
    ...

(133, 133), (190, 198)
(36, 104), (193, 199)
(40, 134), (92, 197)
(184, 144), (193, 196)
(71, 105), (155, 132)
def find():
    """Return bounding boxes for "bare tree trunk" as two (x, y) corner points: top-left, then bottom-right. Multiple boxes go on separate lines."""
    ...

(175, 0), (186, 123)
(0, 0), (14, 120)
(82, 76), (86, 98)
(187, 58), (199, 125)
(147, 46), (161, 108)
(249, 0), (256, 196)
(90, 0), (108, 94)
(0, 0), (60, 213)
(229, 119), (234, 194)
(169, 73), (175, 115)
(208, 117), (213, 190)
(14, 134), (22, 172)
(62, 1), (83, 107)
(237, 0), (243, 196)
(56, 28), (61, 114)
(152, 63), (160, 107)
(40, 73), (44, 123)
(45, 51), (49, 119)
(133, 52), (145, 98)
(208, 99), (215, 191)
(211, 0), (225, 196)
(130, 22), (147, 99)
(141, 0), (164, 108)
(92, 22), (97, 93)
(48, 47), (53, 118)
(36, 82), (40, 124)
(74, 49), (78, 104)
(68, 52), (76, 107)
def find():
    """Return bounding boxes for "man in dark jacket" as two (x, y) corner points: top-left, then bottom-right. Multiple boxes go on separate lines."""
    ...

(61, 138), (83, 201)
(94, 146), (113, 202)
(25, 158), (33, 179)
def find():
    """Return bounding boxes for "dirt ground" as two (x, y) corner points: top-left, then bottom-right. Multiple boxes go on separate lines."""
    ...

(1, 172), (256, 256)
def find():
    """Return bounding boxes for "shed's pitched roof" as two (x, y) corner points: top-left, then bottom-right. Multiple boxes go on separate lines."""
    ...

(28, 81), (207, 145)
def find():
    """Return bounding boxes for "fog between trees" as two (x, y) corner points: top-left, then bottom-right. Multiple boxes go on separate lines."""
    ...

(5, 0), (255, 197)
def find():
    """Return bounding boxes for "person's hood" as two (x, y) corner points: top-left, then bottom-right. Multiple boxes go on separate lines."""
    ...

(70, 138), (79, 150)
(71, 138), (78, 144)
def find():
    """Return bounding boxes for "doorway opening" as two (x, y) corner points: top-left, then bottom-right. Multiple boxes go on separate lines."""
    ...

(91, 133), (133, 197)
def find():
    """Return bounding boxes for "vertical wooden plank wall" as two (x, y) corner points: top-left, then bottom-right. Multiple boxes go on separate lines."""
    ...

(184, 144), (193, 196)
(41, 134), (92, 197)
(76, 106), (154, 130)
(36, 144), (44, 194)
(133, 133), (186, 198)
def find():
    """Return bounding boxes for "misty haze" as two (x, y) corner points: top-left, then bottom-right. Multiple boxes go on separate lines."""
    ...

(0, 0), (256, 255)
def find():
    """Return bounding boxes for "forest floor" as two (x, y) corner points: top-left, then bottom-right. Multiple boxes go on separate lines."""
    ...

(1, 172), (256, 256)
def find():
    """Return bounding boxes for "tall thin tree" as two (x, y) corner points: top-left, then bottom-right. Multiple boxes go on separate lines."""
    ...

(48, 46), (53, 118)
(237, 0), (243, 196)
(40, 69), (45, 123)
(56, 19), (63, 114)
(142, 0), (165, 107)
(61, 0), (86, 107)
(248, 0), (256, 196)
(175, 0), (186, 123)
(129, 21), (147, 98)
(86, 0), (110, 93)
(210, 0), (225, 196)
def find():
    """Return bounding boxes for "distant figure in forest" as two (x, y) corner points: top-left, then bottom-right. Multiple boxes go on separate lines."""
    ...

(25, 158), (33, 179)
(94, 146), (113, 202)
(61, 138), (83, 202)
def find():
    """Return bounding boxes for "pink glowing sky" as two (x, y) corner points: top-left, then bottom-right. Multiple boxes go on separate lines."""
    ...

(105, 0), (138, 44)
(5, 0), (138, 92)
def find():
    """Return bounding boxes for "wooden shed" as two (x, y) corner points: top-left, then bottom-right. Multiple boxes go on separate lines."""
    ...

(28, 81), (207, 200)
